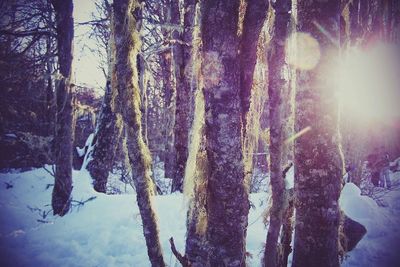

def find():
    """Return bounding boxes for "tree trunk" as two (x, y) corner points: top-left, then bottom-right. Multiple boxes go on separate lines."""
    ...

(278, 188), (294, 267)
(184, 86), (209, 266)
(113, 0), (165, 266)
(292, 1), (343, 267)
(86, 12), (123, 193)
(171, 0), (197, 192)
(240, 0), (269, 131)
(263, 1), (291, 266)
(161, 51), (176, 179)
(201, 1), (249, 265)
(51, 0), (74, 217)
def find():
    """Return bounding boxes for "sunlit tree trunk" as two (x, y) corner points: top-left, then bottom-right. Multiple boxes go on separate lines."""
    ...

(87, 12), (123, 193)
(263, 1), (291, 266)
(51, 0), (75, 217)
(171, 0), (197, 193)
(113, 0), (165, 266)
(292, 1), (343, 266)
(240, 0), (269, 131)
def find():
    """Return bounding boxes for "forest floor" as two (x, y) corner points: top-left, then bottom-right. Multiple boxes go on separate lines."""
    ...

(0, 167), (399, 267)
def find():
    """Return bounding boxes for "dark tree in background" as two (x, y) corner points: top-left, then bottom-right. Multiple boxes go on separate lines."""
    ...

(51, 0), (75, 217)
(86, 1), (124, 193)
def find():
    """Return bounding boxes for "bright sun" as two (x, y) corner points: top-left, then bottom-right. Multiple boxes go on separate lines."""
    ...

(336, 43), (400, 124)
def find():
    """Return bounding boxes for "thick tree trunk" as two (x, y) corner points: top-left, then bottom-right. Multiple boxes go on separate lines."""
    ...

(292, 1), (343, 267)
(51, 0), (74, 217)
(171, 0), (197, 192)
(263, 1), (291, 266)
(86, 13), (123, 193)
(113, 1), (165, 266)
(201, 1), (249, 265)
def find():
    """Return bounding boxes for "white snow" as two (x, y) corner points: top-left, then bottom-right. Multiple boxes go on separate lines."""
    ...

(81, 133), (94, 170)
(340, 172), (400, 267)
(76, 146), (86, 157)
(285, 164), (294, 190)
(0, 167), (399, 266)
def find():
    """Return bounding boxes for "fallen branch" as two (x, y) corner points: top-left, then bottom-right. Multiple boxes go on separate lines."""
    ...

(169, 237), (191, 267)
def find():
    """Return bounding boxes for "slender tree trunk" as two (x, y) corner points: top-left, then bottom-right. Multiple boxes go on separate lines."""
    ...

(292, 1), (343, 266)
(240, 0), (269, 131)
(171, 0), (197, 192)
(161, 2), (177, 179)
(278, 188), (294, 267)
(184, 85), (209, 265)
(263, 1), (291, 266)
(51, 0), (74, 217)
(113, 1), (165, 266)
(86, 12), (123, 193)
(201, 1), (250, 265)
(138, 54), (149, 145)
(162, 51), (176, 179)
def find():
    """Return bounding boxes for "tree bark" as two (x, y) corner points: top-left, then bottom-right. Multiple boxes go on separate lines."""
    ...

(201, 1), (249, 265)
(87, 12), (123, 193)
(51, 0), (74, 217)
(184, 89), (209, 267)
(292, 1), (343, 267)
(240, 0), (269, 131)
(87, 13), (123, 192)
(113, 0), (165, 266)
(263, 1), (291, 266)
(171, 0), (197, 192)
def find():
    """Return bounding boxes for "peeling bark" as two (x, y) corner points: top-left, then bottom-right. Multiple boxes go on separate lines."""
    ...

(113, 0), (165, 266)
(292, 1), (343, 266)
(51, 0), (74, 217)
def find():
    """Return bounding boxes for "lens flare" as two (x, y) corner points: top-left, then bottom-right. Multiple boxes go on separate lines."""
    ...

(336, 43), (400, 123)
(286, 32), (321, 70)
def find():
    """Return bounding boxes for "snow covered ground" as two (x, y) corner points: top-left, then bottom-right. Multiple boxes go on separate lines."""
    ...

(0, 167), (399, 266)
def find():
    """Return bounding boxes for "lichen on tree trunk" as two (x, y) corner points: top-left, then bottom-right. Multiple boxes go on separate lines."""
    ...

(113, 0), (165, 266)
(171, 0), (197, 193)
(292, 1), (343, 266)
(201, 1), (250, 265)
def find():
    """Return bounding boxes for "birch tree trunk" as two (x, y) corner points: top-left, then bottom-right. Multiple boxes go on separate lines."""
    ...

(292, 1), (343, 266)
(51, 0), (74, 217)
(201, 1), (249, 265)
(263, 1), (291, 266)
(113, 0), (165, 266)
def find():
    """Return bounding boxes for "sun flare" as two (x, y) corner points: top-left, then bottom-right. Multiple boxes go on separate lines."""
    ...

(335, 43), (400, 123)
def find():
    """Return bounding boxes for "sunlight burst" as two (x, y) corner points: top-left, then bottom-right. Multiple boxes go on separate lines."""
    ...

(335, 43), (400, 123)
